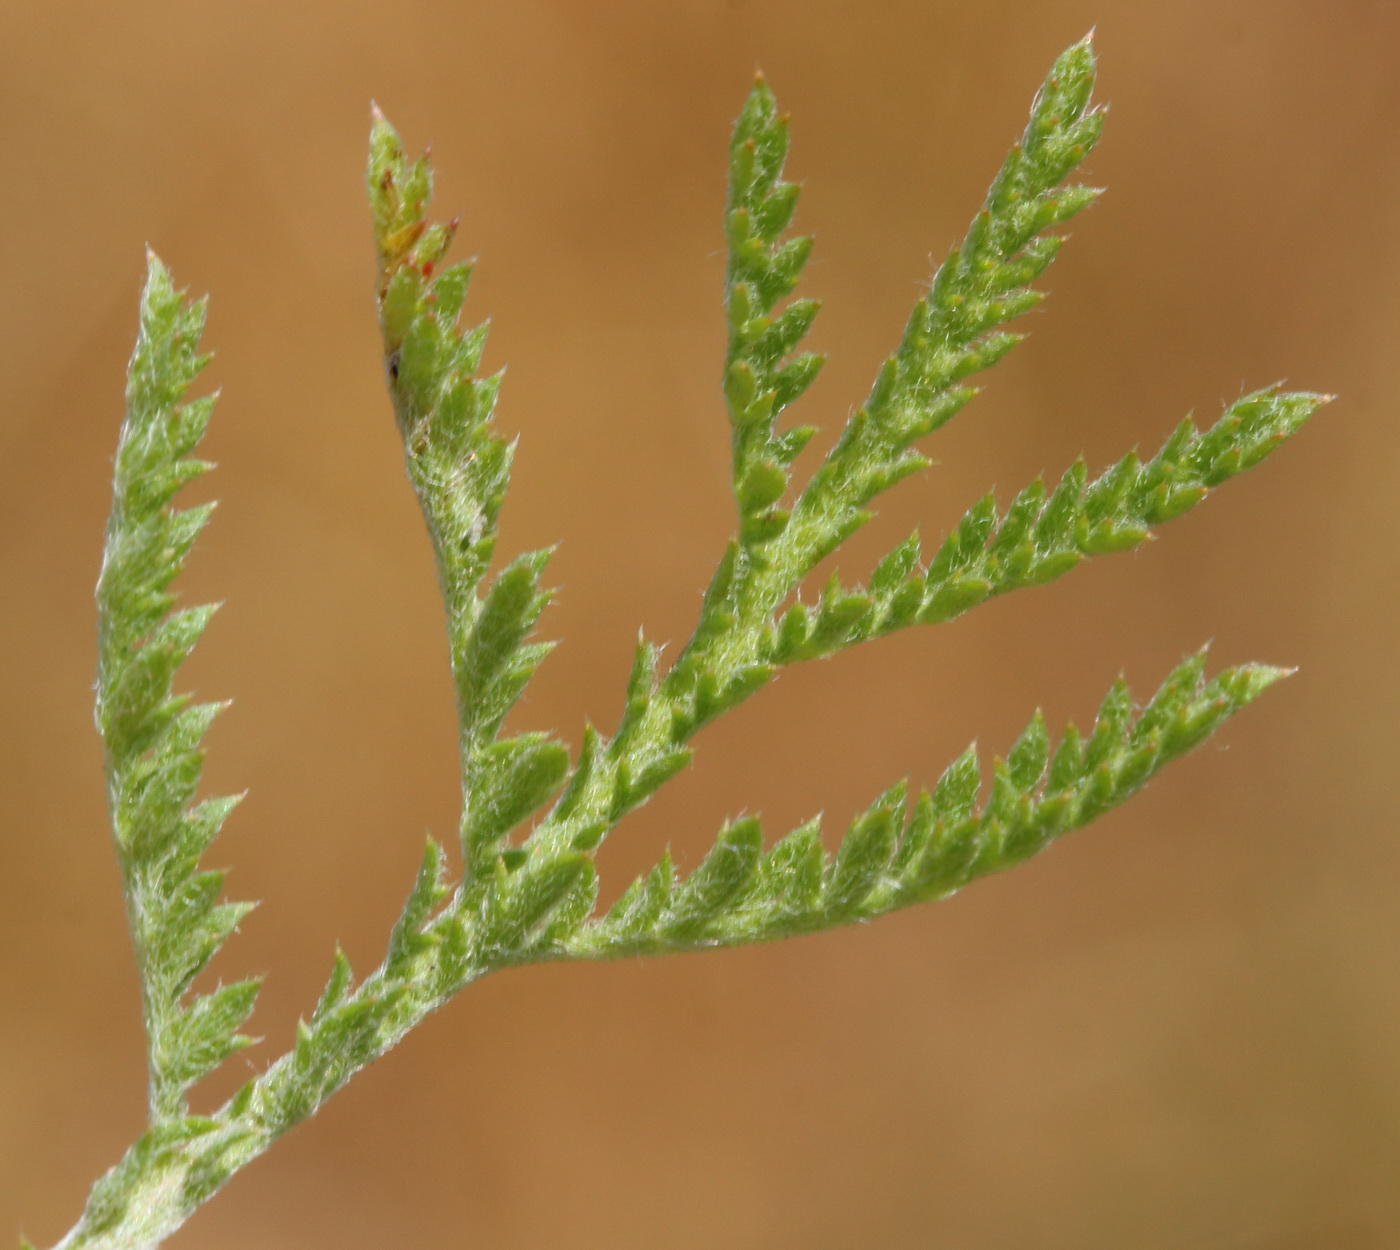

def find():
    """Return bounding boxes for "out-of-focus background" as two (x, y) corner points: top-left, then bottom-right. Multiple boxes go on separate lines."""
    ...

(2, 1), (1395, 1246)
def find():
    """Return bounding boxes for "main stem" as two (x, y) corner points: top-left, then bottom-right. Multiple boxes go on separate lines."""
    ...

(45, 949), (494, 1250)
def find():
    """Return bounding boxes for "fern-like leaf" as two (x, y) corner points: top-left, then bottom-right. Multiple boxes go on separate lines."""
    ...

(39, 41), (1323, 1250)
(766, 386), (1329, 660)
(779, 34), (1104, 576)
(725, 73), (823, 549)
(95, 254), (258, 1124)
(571, 654), (1285, 956)
(660, 36), (1108, 753)
(367, 108), (566, 880)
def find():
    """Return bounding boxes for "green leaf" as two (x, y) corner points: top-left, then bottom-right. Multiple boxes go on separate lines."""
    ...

(660, 817), (765, 941)
(312, 949), (355, 1023)
(462, 734), (571, 860)
(386, 838), (451, 975)
(823, 783), (905, 917)
(724, 74), (824, 545)
(932, 746), (982, 824)
(608, 853), (677, 938)
(38, 41), (1330, 1250)
(459, 549), (556, 738)
(908, 387), (1328, 627)
(870, 531), (922, 595)
(1006, 710), (1050, 791)
(773, 36), (1104, 579)
(161, 979), (261, 1092)
(570, 649), (1287, 964)
(370, 110), (568, 883)
(617, 747), (694, 813)
(758, 819), (827, 912)
(94, 254), (259, 1127)
(483, 853), (596, 953)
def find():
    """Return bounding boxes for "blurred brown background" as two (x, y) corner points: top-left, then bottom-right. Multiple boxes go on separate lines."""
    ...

(2, 1), (1396, 1246)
